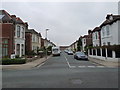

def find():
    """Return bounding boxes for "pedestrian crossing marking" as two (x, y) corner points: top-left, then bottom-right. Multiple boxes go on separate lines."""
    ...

(78, 66), (86, 68)
(69, 65), (105, 68)
(70, 66), (76, 68)
(96, 66), (105, 68)
(87, 66), (95, 68)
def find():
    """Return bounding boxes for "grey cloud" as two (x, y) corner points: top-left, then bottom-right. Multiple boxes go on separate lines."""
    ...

(1, 2), (118, 46)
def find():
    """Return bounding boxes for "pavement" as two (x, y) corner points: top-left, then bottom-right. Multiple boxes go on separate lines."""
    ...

(1, 55), (52, 70)
(88, 57), (120, 68)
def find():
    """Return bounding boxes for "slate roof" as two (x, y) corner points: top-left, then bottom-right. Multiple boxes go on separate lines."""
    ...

(0, 10), (13, 22)
(100, 14), (120, 28)
(26, 29), (42, 37)
(92, 27), (101, 33)
(0, 10), (26, 25)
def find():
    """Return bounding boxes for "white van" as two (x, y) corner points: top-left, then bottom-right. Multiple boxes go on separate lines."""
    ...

(52, 47), (61, 56)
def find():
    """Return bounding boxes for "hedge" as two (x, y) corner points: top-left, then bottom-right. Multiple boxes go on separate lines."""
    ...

(1, 58), (26, 65)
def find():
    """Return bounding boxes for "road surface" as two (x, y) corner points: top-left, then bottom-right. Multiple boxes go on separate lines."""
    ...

(2, 51), (118, 88)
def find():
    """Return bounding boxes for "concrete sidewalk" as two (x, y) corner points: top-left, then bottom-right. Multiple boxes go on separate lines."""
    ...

(88, 57), (120, 67)
(1, 55), (52, 70)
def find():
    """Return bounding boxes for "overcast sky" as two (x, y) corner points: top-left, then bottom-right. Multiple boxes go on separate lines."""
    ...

(1, 2), (118, 46)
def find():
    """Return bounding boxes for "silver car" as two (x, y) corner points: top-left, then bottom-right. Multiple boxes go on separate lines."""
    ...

(74, 52), (88, 60)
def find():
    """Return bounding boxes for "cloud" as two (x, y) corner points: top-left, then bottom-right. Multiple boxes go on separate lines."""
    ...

(1, 2), (118, 46)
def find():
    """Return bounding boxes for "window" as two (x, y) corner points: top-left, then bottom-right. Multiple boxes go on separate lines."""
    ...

(16, 44), (20, 55)
(2, 39), (8, 57)
(95, 32), (98, 39)
(107, 42), (110, 46)
(22, 27), (24, 38)
(17, 26), (20, 37)
(21, 44), (24, 55)
(102, 28), (105, 37)
(32, 34), (35, 42)
(106, 26), (110, 36)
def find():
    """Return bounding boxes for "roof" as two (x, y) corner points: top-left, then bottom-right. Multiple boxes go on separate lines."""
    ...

(26, 29), (42, 37)
(11, 15), (25, 25)
(0, 10), (12, 22)
(100, 14), (120, 28)
(92, 27), (101, 33)
(0, 10), (26, 25)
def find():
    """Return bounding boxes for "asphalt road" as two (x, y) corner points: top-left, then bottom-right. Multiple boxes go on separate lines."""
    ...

(2, 51), (118, 88)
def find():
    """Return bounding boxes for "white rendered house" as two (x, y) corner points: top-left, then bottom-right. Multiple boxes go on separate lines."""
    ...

(92, 27), (101, 47)
(15, 23), (26, 57)
(11, 15), (26, 57)
(100, 14), (120, 46)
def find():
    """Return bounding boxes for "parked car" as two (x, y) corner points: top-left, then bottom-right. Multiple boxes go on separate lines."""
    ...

(64, 49), (68, 53)
(74, 52), (88, 60)
(67, 50), (73, 55)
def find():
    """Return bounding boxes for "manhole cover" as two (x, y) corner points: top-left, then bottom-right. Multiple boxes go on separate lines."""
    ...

(70, 79), (83, 85)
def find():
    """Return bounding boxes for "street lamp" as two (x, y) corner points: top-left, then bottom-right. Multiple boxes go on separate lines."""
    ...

(45, 29), (49, 59)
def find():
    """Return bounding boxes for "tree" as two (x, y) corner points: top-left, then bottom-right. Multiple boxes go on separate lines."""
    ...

(77, 38), (82, 51)
(47, 46), (53, 51)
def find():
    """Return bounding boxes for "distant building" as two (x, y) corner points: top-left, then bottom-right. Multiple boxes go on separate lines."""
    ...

(81, 30), (92, 51)
(69, 40), (78, 51)
(44, 39), (56, 48)
(25, 29), (42, 54)
(60, 46), (69, 50)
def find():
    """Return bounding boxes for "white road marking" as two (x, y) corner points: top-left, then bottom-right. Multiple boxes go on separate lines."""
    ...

(63, 53), (105, 69)
(37, 62), (45, 68)
(78, 66), (86, 68)
(96, 66), (105, 68)
(70, 66), (76, 68)
(87, 66), (95, 68)
(64, 56), (71, 68)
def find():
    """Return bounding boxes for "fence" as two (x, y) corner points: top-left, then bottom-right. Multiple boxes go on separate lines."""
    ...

(88, 48), (120, 61)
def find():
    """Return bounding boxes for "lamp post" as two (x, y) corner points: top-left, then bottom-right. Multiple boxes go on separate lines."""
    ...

(45, 29), (49, 59)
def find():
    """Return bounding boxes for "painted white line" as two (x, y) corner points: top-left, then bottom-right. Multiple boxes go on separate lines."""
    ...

(87, 66), (95, 68)
(70, 66), (76, 68)
(92, 63), (98, 65)
(64, 56), (71, 68)
(96, 66), (105, 68)
(78, 66), (86, 68)
(37, 62), (45, 68)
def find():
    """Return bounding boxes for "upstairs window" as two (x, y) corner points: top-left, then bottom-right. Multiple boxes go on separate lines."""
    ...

(17, 26), (20, 37)
(22, 27), (24, 38)
(102, 28), (105, 37)
(95, 32), (98, 39)
(106, 25), (110, 36)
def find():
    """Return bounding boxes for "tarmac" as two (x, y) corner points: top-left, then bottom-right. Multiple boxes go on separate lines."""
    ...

(1, 55), (119, 70)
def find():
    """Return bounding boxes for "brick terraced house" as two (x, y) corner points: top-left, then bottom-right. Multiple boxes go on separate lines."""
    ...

(0, 10), (27, 58)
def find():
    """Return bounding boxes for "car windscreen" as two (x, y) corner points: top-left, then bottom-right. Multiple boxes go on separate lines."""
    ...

(76, 52), (85, 55)
(53, 49), (58, 52)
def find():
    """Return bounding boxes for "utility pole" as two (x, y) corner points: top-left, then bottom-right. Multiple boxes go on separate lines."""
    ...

(45, 29), (49, 59)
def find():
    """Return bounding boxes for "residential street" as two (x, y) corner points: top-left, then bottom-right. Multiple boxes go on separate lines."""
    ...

(2, 51), (118, 88)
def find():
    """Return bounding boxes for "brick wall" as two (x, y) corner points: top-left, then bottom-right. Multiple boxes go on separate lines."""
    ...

(1, 23), (15, 57)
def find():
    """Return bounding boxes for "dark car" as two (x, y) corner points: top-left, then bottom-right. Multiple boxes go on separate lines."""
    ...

(74, 52), (88, 60)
